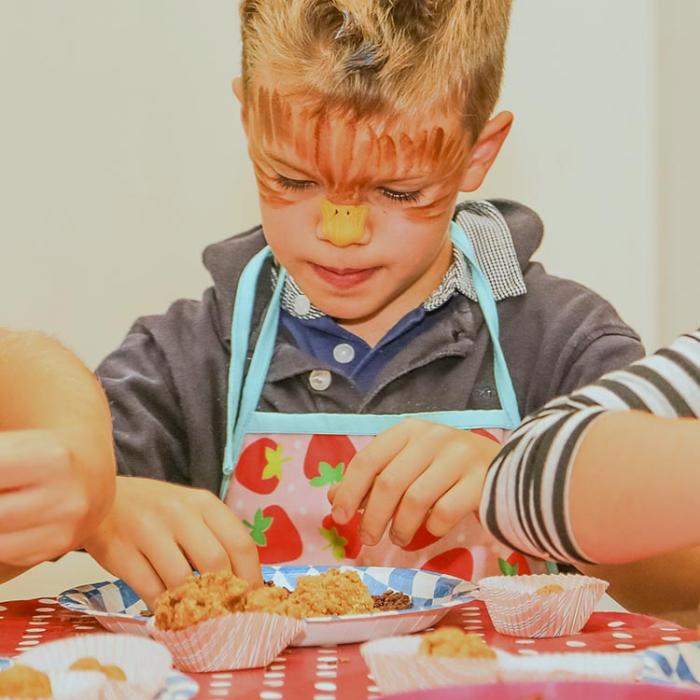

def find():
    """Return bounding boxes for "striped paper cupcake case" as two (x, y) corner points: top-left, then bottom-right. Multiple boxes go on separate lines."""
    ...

(149, 612), (306, 672)
(476, 573), (608, 638)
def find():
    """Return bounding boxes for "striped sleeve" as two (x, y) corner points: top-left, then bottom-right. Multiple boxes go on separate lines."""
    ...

(480, 330), (700, 564)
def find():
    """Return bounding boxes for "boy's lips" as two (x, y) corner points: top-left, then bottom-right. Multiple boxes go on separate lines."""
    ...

(310, 263), (379, 289)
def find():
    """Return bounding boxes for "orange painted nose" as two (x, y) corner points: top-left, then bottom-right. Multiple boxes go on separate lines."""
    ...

(320, 199), (369, 247)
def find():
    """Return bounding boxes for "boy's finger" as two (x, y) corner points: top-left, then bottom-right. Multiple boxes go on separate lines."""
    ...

(109, 547), (168, 610)
(138, 530), (194, 592)
(204, 504), (263, 588)
(425, 469), (485, 539)
(390, 454), (464, 546)
(176, 520), (232, 576)
(358, 442), (438, 546)
(332, 423), (409, 524)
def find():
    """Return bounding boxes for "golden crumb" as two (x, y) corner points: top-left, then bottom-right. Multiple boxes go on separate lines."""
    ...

(419, 627), (496, 659)
(536, 584), (565, 595)
(154, 571), (249, 631)
(155, 568), (382, 629)
(245, 585), (291, 613)
(280, 569), (374, 618)
(69, 657), (126, 681)
(0, 665), (52, 698)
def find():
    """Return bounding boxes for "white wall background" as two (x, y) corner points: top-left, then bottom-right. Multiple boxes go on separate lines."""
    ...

(0, 0), (696, 368)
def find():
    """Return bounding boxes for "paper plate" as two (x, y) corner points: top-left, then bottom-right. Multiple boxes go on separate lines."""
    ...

(641, 641), (700, 687)
(59, 565), (475, 646)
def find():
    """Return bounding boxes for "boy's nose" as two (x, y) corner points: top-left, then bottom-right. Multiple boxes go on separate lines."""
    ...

(317, 199), (370, 247)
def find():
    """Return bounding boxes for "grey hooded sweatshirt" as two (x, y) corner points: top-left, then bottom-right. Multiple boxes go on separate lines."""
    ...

(97, 200), (643, 494)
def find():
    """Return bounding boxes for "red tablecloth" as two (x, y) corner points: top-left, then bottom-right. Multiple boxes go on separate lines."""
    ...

(0, 598), (697, 699)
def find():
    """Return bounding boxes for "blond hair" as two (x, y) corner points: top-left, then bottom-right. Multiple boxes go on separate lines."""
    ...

(240, 0), (512, 135)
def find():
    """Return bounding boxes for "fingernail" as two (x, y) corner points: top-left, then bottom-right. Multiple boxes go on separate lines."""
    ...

(332, 506), (348, 524)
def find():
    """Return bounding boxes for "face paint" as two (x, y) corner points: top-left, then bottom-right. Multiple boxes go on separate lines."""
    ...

(242, 81), (472, 340)
(320, 200), (369, 247)
(246, 85), (471, 223)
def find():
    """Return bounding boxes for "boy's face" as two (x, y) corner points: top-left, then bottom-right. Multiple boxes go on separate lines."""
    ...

(237, 80), (511, 326)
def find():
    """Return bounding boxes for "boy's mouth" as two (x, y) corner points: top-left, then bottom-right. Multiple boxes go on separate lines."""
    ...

(310, 263), (379, 290)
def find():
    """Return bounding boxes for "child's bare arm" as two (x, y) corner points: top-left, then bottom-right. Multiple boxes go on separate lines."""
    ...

(571, 412), (700, 562)
(0, 329), (116, 568)
(84, 476), (262, 607)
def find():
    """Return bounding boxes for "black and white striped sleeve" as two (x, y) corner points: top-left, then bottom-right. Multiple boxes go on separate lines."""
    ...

(480, 330), (700, 564)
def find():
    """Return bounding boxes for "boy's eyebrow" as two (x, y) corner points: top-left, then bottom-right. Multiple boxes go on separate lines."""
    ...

(266, 151), (435, 186)
(266, 153), (317, 180)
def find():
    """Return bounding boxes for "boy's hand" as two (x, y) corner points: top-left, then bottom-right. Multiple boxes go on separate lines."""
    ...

(0, 429), (92, 568)
(83, 476), (262, 608)
(329, 419), (500, 547)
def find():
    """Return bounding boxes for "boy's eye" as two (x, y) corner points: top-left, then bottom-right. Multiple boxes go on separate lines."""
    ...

(275, 174), (316, 191)
(379, 187), (423, 203)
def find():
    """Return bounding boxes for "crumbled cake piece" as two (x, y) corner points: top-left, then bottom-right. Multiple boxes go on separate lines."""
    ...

(280, 569), (374, 617)
(372, 590), (412, 611)
(536, 584), (565, 595)
(245, 585), (292, 613)
(419, 627), (496, 659)
(70, 657), (127, 681)
(155, 568), (398, 629)
(0, 665), (52, 698)
(154, 571), (249, 631)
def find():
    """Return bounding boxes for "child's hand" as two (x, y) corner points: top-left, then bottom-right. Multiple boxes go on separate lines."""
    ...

(329, 419), (501, 547)
(0, 429), (93, 568)
(83, 476), (262, 608)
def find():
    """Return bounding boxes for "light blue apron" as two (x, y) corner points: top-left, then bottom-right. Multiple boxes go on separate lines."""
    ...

(220, 221), (542, 580)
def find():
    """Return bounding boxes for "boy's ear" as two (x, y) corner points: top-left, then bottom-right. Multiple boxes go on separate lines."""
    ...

(460, 111), (513, 192)
(232, 77), (249, 134)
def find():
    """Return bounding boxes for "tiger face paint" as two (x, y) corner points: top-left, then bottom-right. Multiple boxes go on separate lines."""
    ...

(237, 79), (492, 342)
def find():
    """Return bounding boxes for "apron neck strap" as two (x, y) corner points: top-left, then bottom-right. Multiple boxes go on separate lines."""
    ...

(223, 223), (521, 480)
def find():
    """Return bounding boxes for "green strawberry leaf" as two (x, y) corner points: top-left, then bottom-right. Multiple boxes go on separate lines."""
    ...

(244, 509), (273, 547)
(309, 461), (345, 488)
(319, 526), (348, 560)
(261, 445), (291, 481)
(498, 558), (519, 576)
(545, 560), (559, 574)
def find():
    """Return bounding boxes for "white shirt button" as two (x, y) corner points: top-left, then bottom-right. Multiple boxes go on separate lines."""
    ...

(309, 369), (332, 391)
(333, 343), (355, 364)
(293, 294), (311, 316)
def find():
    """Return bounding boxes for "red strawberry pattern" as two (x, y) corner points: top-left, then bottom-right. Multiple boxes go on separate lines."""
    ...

(402, 521), (440, 552)
(499, 551), (532, 576)
(304, 435), (356, 485)
(228, 432), (536, 578)
(235, 438), (290, 495)
(243, 505), (303, 563)
(421, 547), (474, 581)
(320, 512), (363, 560)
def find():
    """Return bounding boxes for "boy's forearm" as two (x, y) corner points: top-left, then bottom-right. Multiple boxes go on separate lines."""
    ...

(571, 411), (700, 562)
(0, 329), (116, 527)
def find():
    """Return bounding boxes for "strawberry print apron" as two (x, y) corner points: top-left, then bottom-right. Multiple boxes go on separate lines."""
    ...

(220, 222), (545, 582)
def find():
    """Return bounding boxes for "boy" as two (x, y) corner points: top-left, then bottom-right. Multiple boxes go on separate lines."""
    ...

(0, 329), (115, 582)
(86, 1), (642, 605)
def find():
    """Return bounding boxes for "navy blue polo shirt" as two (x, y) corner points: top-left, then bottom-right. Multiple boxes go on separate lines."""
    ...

(279, 306), (444, 391)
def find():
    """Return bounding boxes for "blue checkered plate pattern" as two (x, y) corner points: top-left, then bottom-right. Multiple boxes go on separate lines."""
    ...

(58, 565), (475, 646)
(641, 641), (700, 687)
(0, 657), (197, 699)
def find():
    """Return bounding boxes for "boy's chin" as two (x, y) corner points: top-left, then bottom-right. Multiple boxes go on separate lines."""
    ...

(310, 297), (382, 323)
